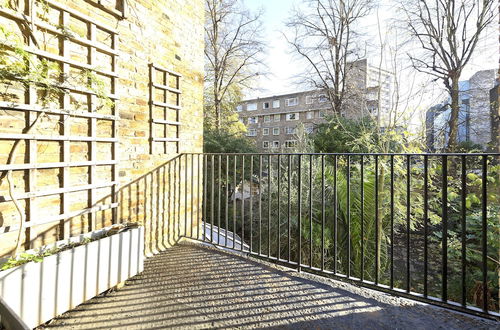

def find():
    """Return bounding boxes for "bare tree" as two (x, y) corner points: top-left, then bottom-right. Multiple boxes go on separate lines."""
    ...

(204, 0), (266, 132)
(400, 0), (496, 151)
(285, 0), (375, 114)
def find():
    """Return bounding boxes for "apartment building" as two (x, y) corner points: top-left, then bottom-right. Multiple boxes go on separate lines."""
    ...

(426, 69), (497, 150)
(237, 91), (332, 150)
(238, 59), (394, 151)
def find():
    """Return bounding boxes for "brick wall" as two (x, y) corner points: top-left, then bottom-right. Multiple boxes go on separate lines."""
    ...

(0, 0), (204, 257)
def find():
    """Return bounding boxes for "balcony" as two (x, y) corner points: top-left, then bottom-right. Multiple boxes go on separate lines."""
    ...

(43, 243), (496, 328)
(3, 152), (500, 328)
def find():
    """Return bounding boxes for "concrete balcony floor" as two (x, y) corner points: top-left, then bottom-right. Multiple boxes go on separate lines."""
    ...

(43, 243), (496, 329)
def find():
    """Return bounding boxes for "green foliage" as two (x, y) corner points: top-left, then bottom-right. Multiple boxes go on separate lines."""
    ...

(1, 248), (57, 271)
(312, 115), (423, 154)
(204, 129), (257, 154)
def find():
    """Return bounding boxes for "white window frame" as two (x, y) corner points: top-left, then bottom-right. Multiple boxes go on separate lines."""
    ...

(248, 116), (258, 124)
(305, 126), (314, 134)
(272, 100), (280, 108)
(236, 105), (243, 112)
(262, 141), (269, 149)
(247, 128), (257, 137)
(264, 115), (271, 123)
(318, 111), (325, 118)
(263, 128), (270, 135)
(318, 94), (327, 103)
(273, 127), (280, 136)
(272, 141), (280, 148)
(274, 114), (280, 122)
(285, 97), (298, 107)
(285, 140), (298, 148)
(286, 113), (298, 121)
(305, 95), (314, 104)
(247, 103), (257, 111)
(286, 127), (296, 135)
(263, 101), (270, 109)
(306, 111), (314, 119)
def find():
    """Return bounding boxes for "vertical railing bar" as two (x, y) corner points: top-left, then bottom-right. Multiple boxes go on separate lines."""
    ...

(250, 155), (253, 253)
(277, 154), (281, 260)
(233, 155), (237, 249)
(333, 155), (338, 275)
(375, 154), (379, 285)
(361, 155), (365, 281)
(423, 155), (429, 297)
(211, 155), (215, 243)
(191, 154), (194, 238)
(442, 155), (448, 302)
(321, 154), (325, 272)
(185, 154), (188, 237)
(347, 155), (351, 278)
(225, 155), (229, 248)
(197, 154), (201, 241)
(241, 155), (245, 252)
(460, 155), (467, 307)
(268, 154), (271, 257)
(203, 154), (208, 242)
(406, 155), (411, 293)
(309, 154), (313, 269)
(259, 155), (263, 255)
(218, 155), (222, 244)
(298, 154), (302, 272)
(481, 155), (488, 312)
(287, 154), (291, 263)
(390, 155), (394, 289)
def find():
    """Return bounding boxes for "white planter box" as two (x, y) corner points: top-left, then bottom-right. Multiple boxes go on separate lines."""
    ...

(0, 226), (144, 329)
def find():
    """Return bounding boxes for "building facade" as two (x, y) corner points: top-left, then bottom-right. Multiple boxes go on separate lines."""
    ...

(238, 59), (394, 151)
(426, 69), (497, 150)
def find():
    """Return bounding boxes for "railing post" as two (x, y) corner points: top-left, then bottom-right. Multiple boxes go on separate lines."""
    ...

(298, 154), (302, 272)
(481, 155), (488, 312)
(442, 155), (448, 302)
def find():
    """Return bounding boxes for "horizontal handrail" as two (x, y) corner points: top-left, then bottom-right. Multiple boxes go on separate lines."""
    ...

(183, 152), (500, 157)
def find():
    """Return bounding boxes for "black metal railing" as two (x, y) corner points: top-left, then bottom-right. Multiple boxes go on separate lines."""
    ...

(179, 152), (500, 318)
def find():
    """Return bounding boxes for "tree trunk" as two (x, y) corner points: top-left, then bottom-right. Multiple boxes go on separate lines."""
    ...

(491, 82), (500, 153)
(447, 77), (460, 152)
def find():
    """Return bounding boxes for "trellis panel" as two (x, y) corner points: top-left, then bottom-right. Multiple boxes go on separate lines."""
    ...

(0, 0), (120, 246)
(149, 63), (182, 154)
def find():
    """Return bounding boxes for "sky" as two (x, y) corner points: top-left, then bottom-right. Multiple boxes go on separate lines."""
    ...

(243, 0), (499, 105)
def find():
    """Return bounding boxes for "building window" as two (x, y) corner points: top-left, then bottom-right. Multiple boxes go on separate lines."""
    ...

(319, 94), (327, 103)
(236, 105), (243, 112)
(286, 113), (298, 121)
(318, 111), (325, 118)
(274, 114), (280, 122)
(263, 128), (269, 135)
(286, 97), (298, 107)
(286, 127), (296, 135)
(272, 100), (280, 108)
(306, 95), (314, 104)
(264, 115), (271, 123)
(263, 141), (269, 148)
(285, 140), (298, 148)
(306, 111), (314, 119)
(273, 127), (280, 135)
(248, 116), (258, 124)
(247, 128), (257, 136)
(272, 141), (280, 148)
(239, 118), (244, 123)
(247, 103), (257, 111)
(263, 102), (270, 109)
(305, 126), (314, 134)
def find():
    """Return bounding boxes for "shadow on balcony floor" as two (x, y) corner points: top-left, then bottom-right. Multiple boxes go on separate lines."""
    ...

(42, 242), (495, 329)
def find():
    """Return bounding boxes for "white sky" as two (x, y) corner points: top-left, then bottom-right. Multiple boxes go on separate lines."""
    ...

(244, 0), (498, 102)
